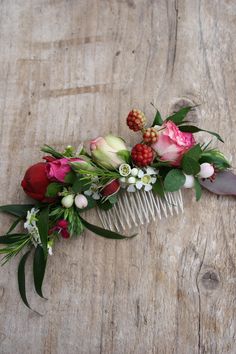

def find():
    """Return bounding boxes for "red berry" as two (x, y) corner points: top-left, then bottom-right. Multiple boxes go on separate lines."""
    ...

(143, 127), (159, 144)
(126, 109), (146, 132)
(101, 179), (120, 197)
(131, 144), (154, 167)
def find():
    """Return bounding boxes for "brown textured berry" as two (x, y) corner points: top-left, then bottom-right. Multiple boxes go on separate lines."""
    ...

(143, 127), (159, 144)
(131, 144), (154, 167)
(126, 109), (146, 132)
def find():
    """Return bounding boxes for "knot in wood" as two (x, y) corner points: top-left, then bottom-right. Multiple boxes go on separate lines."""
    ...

(201, 271), (220, 290)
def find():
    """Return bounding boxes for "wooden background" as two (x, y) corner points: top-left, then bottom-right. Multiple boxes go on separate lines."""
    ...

(0, 0), (235, 353)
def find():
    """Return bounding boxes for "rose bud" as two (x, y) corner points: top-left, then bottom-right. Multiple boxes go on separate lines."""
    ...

(61, 195), (74, 208)
(21, 162), (51, 202)
(183, 174), (195, 188)
(101, 179), (120, 197)
(152, 121), (195, 166)
(46, 157), (82, 183)
(90, 135), (128, 170)
(75, 194), (88, 209)
(199, 163), (214, 179)
(70, 158), (95, 173)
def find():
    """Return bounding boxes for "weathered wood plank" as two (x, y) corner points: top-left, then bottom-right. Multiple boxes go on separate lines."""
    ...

(0, 0), (235, 353)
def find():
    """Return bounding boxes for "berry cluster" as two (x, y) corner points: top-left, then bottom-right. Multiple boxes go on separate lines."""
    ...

(143, 127), (158, 143)
(127, 109), (146, 132)
(131, 144), (154, 167)
(126, 109), (158, 167)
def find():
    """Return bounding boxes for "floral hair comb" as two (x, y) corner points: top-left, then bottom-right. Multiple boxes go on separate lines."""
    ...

(0, 104), (235, 311)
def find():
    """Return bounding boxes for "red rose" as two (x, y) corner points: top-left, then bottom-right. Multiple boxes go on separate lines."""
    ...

(21, 162), (51, 202)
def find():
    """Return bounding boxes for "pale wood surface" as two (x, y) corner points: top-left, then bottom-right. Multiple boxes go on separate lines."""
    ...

(0, 1), (235, 353)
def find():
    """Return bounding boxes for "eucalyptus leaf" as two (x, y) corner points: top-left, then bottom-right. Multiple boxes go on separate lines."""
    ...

(179, 125), (224, 142)
(33, 245), (47, 299)
(164, 169), (186, 192)
(184, 144), (202, 161)
(152, 179), (165, 197)
(46, 183), (62, 197)
(181, 156), (200, 175)
(64, 171), (77, 184)
(79, 215), (136, 239)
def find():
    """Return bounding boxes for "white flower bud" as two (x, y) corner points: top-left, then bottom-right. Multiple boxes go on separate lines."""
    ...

(128, 176), (136, 184)
(74, 194), (88, 209)
(199, 163), (214, 179)
(183, 175), (195, 188)
(61, 195), (74, 208)
(131, 168), (138, 176)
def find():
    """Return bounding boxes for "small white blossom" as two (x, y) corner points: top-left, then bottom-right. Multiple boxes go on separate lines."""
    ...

(24, 208), (40, 245)
(127, 167), (158, 192)
(131, 168), (139, 177)
(84, 183), (101, 200)
(119, 163), (131, 177)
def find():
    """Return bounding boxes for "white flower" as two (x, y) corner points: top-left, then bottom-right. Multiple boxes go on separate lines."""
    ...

(127, 167), (158, 192)
(24, 208), (40, 245)
(119, 163), (131, 177)
(131, 168), (139, 176)
(84, 183), (101, 200)
(127, 185), (136, 192)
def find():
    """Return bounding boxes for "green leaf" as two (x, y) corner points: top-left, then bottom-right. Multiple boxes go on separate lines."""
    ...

(117, 150), (131, 164)
(33, 245), (47, 299)
(108, 195), (118, 204)
(152, 109), (163, 126)
(179, 125), (224, 142)
(6, 217), (23, 234)
(166, 106), (193, 124)
(37, 207), (49, 257)
(164, 169), (186, 192)
(181, 156), (200, 175)
(79, 215), (136, 239)
(18, 251), (32, 310)
(200, 149), (231, 170)
(0, 233), (28, 244)
(64, 171), (77, 184)
(184, 144), (202, 161)
(97, 199), (114, 211)
(152, 179), (165, 197)
(45, 182), (62, 197)
(72, 177), (91, 193)
(194, 178), (202, 201)
(41, 144), (64, 158)
(0, 204), (34, 217)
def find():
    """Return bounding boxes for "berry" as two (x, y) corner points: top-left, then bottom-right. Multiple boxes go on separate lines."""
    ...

(127, 109), (146, 132)
(131, 144), (154, 167)
(143, 127), (158, 144)
(101, 179), (120, 197)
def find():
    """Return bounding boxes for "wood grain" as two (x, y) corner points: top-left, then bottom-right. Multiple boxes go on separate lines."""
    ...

(0, 0), (235, 353)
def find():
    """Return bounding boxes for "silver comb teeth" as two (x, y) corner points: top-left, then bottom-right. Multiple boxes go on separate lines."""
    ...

(97, 190), (184, 232)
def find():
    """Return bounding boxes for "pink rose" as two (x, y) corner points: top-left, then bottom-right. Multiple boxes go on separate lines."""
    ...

(46, 158), (82, 182)
(152, 121), (195, 166)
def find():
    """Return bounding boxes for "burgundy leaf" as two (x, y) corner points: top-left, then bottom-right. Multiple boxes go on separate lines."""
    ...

(200, 171), (236, 196)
